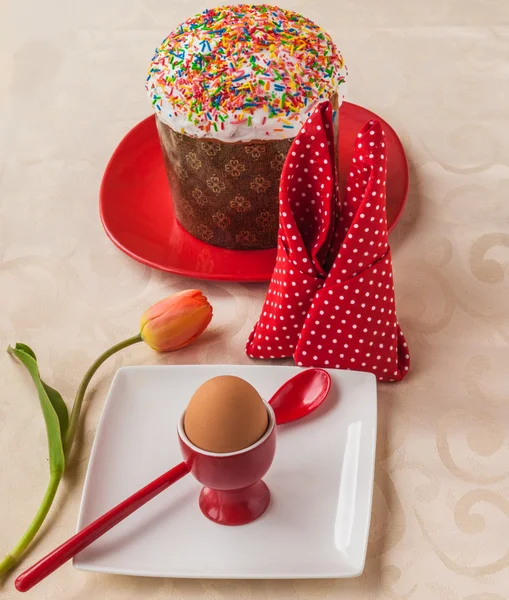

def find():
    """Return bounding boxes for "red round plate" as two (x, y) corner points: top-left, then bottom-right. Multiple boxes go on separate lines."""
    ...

(100, 103), (408, 281)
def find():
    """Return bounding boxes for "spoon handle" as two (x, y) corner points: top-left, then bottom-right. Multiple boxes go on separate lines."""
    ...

(15, 462), (190, 592)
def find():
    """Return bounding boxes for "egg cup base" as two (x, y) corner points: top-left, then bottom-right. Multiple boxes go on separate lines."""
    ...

(199, 480), (270, 526)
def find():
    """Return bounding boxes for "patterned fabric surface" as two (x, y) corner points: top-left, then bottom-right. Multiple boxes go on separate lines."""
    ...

(1, 1), (509, 599)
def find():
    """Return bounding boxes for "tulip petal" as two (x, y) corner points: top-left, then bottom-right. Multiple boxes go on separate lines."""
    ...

(140, 290), (213, 352)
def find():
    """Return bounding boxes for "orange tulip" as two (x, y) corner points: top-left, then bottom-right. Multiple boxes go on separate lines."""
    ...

(140, 290), (213, 352)
(0, 290), (214, 576)
(2, 290), (214, 576)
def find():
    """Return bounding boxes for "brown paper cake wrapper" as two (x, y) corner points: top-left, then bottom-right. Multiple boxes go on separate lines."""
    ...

(156, 118), (294, 250)
(156, 91), (339, 251)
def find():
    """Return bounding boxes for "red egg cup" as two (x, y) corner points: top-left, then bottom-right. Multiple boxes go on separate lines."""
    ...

(178, 403), (276, 526)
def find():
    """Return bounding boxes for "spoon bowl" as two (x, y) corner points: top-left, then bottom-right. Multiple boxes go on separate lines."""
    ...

(270, 368), (331, 425)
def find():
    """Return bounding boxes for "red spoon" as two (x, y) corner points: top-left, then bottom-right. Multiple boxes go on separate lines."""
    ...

(15, 368), (331, 592)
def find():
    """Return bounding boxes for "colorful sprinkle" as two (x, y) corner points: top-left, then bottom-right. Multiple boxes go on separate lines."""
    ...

(146, 4), (347, 139)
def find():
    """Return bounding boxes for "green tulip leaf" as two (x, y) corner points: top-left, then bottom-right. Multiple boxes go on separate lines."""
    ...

(11, 343), (69, 438)
(8, 344), (65, 475)
(1, 334), (142, 576)
(42, 382), (69, 439)
(14, 342), (37, 360)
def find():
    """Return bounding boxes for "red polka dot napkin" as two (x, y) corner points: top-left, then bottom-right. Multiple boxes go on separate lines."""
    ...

(246, 103), (410, 382)
(294, 119), (409, 381)
(246, 102), (337, 359)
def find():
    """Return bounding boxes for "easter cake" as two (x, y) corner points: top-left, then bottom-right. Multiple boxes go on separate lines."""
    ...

(146, 4), (347, 250)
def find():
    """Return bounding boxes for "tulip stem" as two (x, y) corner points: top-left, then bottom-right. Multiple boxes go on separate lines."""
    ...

(64, 334), (142, 458)
(0, 471), (62, 576)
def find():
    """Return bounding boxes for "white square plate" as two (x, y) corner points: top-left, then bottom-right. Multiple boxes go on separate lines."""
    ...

(74, 365), (377, 578)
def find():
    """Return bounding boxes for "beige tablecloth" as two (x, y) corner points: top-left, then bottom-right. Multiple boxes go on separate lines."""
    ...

(1, 1), (509, 598)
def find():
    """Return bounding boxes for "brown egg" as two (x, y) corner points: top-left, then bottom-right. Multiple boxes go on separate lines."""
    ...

(184, 375), (269, 453)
